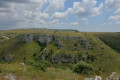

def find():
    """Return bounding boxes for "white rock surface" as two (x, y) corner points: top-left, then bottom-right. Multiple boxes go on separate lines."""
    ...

(4, 73), (16, 80)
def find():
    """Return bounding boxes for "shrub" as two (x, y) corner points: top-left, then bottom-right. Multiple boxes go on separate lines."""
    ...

(32, 62), (46, 71)
(73, 61), (94, 76)
(40, 60), (52, 67)
(0, 68), (1, 73)
(26, 60), (52, 71)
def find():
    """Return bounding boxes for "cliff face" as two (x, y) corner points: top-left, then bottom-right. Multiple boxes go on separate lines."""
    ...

(23, 34), (53, 45)
(21, 33), (92, 63)
(23, 34), (92, 49)
(2, 33), (92, 63)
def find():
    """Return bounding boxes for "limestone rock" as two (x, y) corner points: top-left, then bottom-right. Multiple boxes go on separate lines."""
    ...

(40, 50), (48, 60)
(51, 53), (78, 63)
(37, 35), (53, 45)
(23, 34), (33, 43)
(85, 41), (92, 50)
(4, 54), (14, 62)
(85, 76), (102, 80)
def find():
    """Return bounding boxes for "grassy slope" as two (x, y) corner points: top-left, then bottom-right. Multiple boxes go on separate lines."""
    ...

(88, 34), (120, 77)
(0, 29), (120, 79)
(95, 32), (120, 53)
(0, 63), (84, 80)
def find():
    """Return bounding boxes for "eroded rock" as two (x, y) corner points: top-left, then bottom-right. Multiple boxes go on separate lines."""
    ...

(23, 34), (33, 43)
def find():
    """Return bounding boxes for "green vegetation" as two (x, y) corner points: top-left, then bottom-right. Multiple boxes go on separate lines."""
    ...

(95, 32), (120, 53)
(26, 60), (51, 71)
(73, 61), (94, 76)
(0, 29), (120, 79)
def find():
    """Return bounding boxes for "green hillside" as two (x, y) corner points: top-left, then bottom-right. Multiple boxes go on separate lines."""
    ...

(0, 29), (120, 79)
(95, 32), (120, 53)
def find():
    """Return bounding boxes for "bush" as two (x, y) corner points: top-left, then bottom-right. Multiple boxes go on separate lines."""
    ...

(26, 60), (51, 71)
(0, 68), (1, 73)
(32, 62), (46, 71)
(73, 61), (94, 76)
(40, 60), (52, 67)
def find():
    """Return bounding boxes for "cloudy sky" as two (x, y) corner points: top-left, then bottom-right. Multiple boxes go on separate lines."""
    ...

(0, 0), (120, 32)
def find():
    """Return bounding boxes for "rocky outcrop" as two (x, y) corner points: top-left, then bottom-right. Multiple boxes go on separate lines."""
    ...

(2, 49), (14, 62)
(4, 73), (16, 80)
(85, 76), (102, 80)
(85, 72), (120, 80)
(54, 39), (63, 49)
(51, 53), (78, 63)
(37, 35), (53, 45)
(85, 41), (92, 50)
(106, 72), (120, 80)
(40, 50), (48, 60)
(22, 34), (92, 49)
(68, 36), (80, 40)
(23, 34), (33, 43)
(4, 54), (14, 62)
(23, 34), (53, 45)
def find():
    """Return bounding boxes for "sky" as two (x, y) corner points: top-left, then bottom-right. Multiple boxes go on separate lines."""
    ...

(0, 0), (120, 32)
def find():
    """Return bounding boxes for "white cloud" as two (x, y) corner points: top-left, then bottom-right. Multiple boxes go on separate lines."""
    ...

(105, 0), (120, 10)
(39, 12), (49, 19)
(45, 0), (66, 14)
(101, 22), (112, 26)
(52, 0), (103, 19)
(72, 0), (103, 16)
(108, 7), (120, 24)
(102, 23), (107, 26)
(81, 18), (88, 21)
(52, 8), (72, 19)
(0, 12), (6, 16)
(0, 0), (48, 29)
(108, 22), (112, 24)
(40, 20), (46, 24)
(52, 12), (67, 19)
(81, 18), (88, 24)
(30, 0), (47, 3)
(49, 19), (59, 24)
(116, 21), (120, 24)
(115, 8), (120, 14)
(70, 22), (79, 26)
(84, 21), (88, 24)
(109, 15), (120, 21)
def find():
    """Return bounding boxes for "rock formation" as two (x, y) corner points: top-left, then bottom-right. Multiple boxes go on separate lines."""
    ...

(23, 34), (33, 43)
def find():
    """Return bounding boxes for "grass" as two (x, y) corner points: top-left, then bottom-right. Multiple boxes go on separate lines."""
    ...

(95, 32), (120, 53)
(0, 63), (85, 80)
(0, 29), (120, 79)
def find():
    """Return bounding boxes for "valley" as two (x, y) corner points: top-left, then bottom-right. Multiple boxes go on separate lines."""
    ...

(0, 29), (120, 80)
